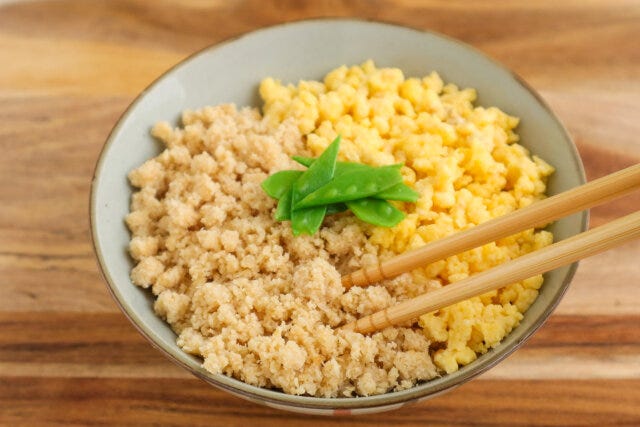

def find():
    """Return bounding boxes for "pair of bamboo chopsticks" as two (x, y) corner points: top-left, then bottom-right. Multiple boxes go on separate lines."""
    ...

(342, 163), (640, 334)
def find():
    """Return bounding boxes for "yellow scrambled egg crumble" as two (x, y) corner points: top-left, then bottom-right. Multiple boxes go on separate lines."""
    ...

(260, 60), (554, 373)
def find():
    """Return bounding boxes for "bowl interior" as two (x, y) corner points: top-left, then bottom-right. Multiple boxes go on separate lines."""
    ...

(91, 18), (586, 412)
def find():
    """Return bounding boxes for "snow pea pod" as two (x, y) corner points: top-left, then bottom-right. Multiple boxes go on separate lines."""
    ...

(274, 188), (294, 221)
(373, 182), (420, 202)
(294, 165), (403, 209)
(291, 136), (341, 201)
(334, 162), (373, 176)
(273, 184), (340, 225)
(346, 198), (405, 227)
(290, 136), (341, 235)
(261, 170), (303, 199)
(293, 156), (373, 176)
(262, 134), (418, 233)
(291, 156), (314, 168)
(290, 205), (327, 236)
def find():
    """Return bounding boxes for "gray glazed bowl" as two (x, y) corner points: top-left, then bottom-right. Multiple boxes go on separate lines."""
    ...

(90, 19), (587, 415)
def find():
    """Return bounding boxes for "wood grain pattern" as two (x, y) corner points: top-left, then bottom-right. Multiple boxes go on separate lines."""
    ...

(0, 0), (638, 425)
(2, 378), (639, 426)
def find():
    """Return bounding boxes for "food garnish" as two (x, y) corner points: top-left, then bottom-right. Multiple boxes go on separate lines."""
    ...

(261, 136), (419, 235)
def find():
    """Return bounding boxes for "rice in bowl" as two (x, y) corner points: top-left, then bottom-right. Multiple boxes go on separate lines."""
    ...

(126, 61), (554, 397)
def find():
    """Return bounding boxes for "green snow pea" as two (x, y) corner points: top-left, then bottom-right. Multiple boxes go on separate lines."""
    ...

(373, 182), (420, 202)
(274, 187), (341, 225)
(262, 134), (419, 233)
(293, 155), (419, 202)
(346, 198), (405, 228)
(261, 170), (303, 199)
(274, 188), (294, 221)
(291, 136), (341, 200)
(293, 156), (374, 176)
(294, 164), (403, 209)
(290, 136), (341, 235)
(290, 205), (328, 236)
(291, 155), (314, 167)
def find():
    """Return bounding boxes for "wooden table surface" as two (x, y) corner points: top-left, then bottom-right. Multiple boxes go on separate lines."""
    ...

(1, 1), (639, 425)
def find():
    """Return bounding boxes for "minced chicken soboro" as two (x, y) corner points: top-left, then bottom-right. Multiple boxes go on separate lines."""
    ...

(126, 61), (554, 397)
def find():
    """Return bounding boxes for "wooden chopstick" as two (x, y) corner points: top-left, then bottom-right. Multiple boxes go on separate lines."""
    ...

(342, 163), (640, 288)
(342, 209), (640, 334)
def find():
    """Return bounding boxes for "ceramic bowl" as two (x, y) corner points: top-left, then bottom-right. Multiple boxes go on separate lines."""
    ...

(90, 18), (587, 415)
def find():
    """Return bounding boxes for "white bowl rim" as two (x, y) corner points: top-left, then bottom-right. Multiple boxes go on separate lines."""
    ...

(90, 17), (587, 411)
